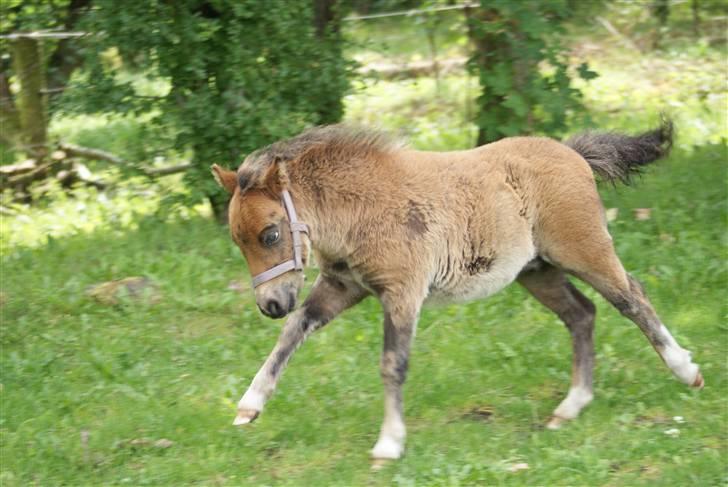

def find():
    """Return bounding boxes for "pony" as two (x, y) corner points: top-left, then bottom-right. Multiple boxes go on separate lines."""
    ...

(211, 120), (702, 461)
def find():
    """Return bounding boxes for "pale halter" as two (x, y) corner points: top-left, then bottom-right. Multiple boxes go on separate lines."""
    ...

(251, 190), (309, 288)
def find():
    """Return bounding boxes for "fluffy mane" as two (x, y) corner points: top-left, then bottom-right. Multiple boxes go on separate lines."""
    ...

(247, 124), (405, 169)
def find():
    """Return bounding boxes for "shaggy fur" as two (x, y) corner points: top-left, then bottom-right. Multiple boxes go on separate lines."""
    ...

(565, 118), (673, 184)
(211, 120), (701, 462)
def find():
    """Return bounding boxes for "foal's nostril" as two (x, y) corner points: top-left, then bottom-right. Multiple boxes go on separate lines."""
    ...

(266, 300), (284, 318)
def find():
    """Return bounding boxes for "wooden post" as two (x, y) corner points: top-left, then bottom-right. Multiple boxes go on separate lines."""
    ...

(10, 37), (48, 161)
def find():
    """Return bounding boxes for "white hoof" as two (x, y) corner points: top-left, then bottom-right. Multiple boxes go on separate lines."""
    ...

(233, 408), (259, 425)
(371, 435), (404, 460)
(552, 386), (593, 422)
(663, 345), (702, 386)
(546, 415), (568, 430)
(691, 370), (705, 389)
(672, 361), (701, 387)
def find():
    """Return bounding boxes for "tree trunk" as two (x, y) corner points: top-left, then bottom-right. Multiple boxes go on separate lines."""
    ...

(10, 38), (48, 161)
(0, 67), (21, 147)
(465, 6), (508, 146)
(313, 0), (344, 124)
(209, 195), (229, 225)
(692, 0), (701, 37)
(651, 0), (670, 49)
(653, 0), (670, 26)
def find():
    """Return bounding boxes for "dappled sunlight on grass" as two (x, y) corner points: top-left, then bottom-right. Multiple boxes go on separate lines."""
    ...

(1, 179), (210, 252)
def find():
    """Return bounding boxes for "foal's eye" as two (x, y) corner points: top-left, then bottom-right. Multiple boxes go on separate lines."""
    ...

(260, 227), (280, 247)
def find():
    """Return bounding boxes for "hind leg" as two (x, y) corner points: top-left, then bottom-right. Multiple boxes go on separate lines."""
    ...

(594, 271), (703, 388)
(541, 222), (703, 389)
(518, 263), (596, 429)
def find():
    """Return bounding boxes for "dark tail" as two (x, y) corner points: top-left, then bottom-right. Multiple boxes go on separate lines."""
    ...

(565, 118), (674, 185)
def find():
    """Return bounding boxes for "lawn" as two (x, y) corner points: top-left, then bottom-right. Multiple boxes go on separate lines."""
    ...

(2, 10), (727, 486)
(2, 143), (726, 486)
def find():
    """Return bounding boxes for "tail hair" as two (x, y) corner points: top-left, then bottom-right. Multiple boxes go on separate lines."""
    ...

(565, 118), (674, 185)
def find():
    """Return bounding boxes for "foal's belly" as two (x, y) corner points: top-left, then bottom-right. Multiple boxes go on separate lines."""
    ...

(425, 244), (535, 306)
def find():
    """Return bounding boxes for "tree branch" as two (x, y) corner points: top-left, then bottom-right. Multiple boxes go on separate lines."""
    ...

(58, 142), (192, 177)
(59, 142), (125, 165)
(144, 163), (192, 176)
(596, 16), (642, 53)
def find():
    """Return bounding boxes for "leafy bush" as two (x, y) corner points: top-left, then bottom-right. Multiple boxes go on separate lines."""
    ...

(466, 0), (597, 144)
(80, 0), (350, 219)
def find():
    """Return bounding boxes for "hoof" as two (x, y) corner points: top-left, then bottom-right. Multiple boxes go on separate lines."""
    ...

(546, 415), (568, 430)
(371, 436), (404, 461)
(370, 458), (392, 471)
(233, 408), (259, 426)
(691, 370), (704, 389)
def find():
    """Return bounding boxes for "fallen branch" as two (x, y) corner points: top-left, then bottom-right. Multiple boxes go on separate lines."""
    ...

(0, 159), (37, 175)
(6, 159), (63, 185)
(59, 142), (125, 166)
(358, 57), (467, 80)
(0, 205), (18, 216)
(144, 163), (192, 176)
(596, 16), (642, 53)
(59, 142), (191, 177)
(1, 143), (191, 197)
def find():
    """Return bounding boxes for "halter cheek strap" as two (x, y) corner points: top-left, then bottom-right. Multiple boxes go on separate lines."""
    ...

(251, 189), (309, 288)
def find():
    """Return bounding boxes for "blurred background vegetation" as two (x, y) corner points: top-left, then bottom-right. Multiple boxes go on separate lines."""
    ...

(2, 0), (724, 230)
(1, 1), (726, 485)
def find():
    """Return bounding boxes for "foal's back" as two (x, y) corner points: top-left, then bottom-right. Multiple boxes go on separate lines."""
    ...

(386, 136), (604, 304)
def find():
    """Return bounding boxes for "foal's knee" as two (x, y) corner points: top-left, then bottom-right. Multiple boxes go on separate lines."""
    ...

(608, 275), (647, 318)
(380, 350), (408, 386)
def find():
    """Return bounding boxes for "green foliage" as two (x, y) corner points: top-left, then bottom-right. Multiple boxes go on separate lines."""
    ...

(79, 0), (350, 216)
(0, 0), (72, 34)
(467, 0), (597, 144)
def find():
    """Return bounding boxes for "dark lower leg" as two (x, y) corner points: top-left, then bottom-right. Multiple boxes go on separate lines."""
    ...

(518, 267), (596, 427)
(603, 274), (702, 387)
(235, 276), (368, 424)
(372, 310), (415, 460)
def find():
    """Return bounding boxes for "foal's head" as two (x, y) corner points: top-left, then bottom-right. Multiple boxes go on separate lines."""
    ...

(211, 158), (307, 319)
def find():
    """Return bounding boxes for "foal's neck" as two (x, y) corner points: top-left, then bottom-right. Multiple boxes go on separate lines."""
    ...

(286, 164), (352, 262)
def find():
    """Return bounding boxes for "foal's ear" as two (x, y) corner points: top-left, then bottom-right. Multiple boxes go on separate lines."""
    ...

(260, 158), (288, 195)
(210, 164), (238, 194)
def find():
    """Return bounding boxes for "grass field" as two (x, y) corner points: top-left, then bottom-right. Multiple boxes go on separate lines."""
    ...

(2, 10), (727, 486)
(2, 144), (726, 486)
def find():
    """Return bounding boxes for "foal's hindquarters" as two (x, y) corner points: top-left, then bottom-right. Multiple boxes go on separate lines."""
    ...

(516, 143), (703, 429)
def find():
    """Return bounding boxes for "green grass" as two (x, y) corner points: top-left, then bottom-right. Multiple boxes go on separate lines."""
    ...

(2, 144), (726, 485)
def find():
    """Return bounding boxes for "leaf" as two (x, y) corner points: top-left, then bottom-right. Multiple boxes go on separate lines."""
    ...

(578, 62), (599, 80)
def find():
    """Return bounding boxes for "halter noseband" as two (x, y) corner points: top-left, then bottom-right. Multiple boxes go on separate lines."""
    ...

(251, 189), (309, 288)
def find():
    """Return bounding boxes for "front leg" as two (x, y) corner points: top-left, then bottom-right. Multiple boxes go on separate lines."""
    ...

(235, 274), (367, 425)
(371, 300), (421, 460)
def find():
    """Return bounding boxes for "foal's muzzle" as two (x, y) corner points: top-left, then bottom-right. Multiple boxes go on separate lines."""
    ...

(258, 289), (297, 319)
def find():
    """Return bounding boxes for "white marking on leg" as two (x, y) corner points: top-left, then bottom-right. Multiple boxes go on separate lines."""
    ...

(371, 418), (405, 459)
(371, 394), (406, 459)
(549, 386), (593, 429)
(238, 387), (266, 412)
(658, 325), (700, 385)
